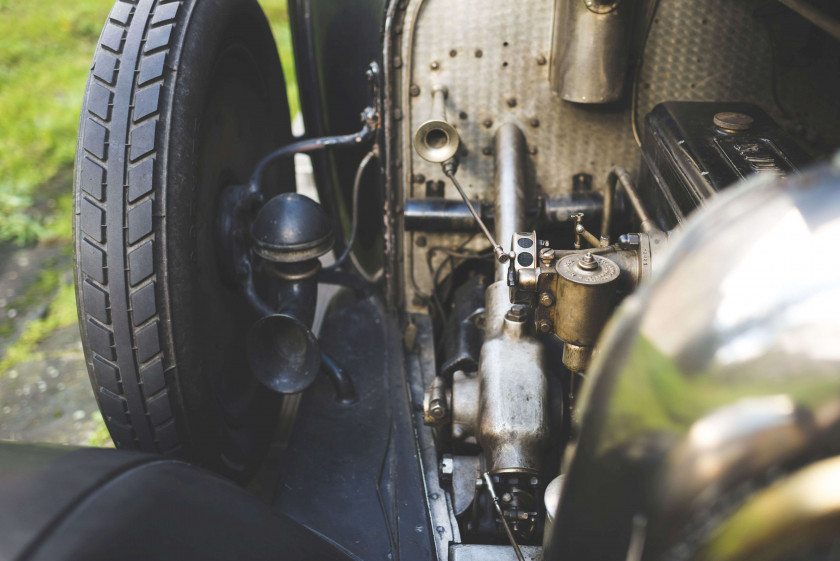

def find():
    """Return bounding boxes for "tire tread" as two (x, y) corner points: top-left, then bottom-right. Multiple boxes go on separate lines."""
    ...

(76, 0), (182, 453)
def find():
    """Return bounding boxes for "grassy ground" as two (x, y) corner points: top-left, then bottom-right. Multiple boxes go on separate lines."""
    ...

(0, 0), (296, 246)
(0, 0), (297, 445)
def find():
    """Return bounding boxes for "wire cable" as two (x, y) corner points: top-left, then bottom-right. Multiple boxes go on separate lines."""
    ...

(324, 150), (378, 271)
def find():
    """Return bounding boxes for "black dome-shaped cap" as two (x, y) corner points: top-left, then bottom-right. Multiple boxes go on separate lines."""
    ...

(250, 193), (334, 263)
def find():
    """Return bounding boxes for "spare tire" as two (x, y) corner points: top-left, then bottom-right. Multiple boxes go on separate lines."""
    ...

(73, 0), (295, 480)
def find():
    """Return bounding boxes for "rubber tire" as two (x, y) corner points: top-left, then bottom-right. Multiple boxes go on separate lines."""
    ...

(74, 0), (295, 480)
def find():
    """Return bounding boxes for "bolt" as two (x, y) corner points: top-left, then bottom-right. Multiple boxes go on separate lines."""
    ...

(482, 146), (492, 156)
(506, 97), (517, 108)
(482, 118), (493, 128)
(430, 401), (445, 419)
(409, 84), (421, 97)
(539, 247), (555, 264)
(506, 305), (528, 323)
(536, 54), (547, 65)
(475, 49), (483, 58)
(539, 292), (555, 307)
(530, 118), (540, 128)
(430, 61), (440, 70)
(449, 49), (458, 57)
(538, 319), (553, 333)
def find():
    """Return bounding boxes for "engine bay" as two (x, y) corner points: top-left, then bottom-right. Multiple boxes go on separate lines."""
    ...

(381, 0), (833, 556)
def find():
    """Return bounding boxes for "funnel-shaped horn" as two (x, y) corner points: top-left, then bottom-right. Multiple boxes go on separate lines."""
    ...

(247, 314), (321, 394)
(413, 86), (460, 163)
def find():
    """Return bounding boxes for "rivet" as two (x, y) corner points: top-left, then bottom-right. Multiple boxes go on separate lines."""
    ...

(507, 97), (517, 108)
(482, 118), (493, 128)
(430, 61), (440, 70)
(475, 49), (483, 58)
(530, 118), (540, 128)
(482, 146), (492, 156)
(449, 49), (458, 57)
(536, 54), (547, 65)
(412, 173), (426, 183)
(409, 84), (420, 97)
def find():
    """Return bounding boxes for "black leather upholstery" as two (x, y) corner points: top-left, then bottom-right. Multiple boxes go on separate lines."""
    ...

(0, 441), (350, 561)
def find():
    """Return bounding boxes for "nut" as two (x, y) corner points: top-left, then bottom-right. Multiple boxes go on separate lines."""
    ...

(505, 305), (528, 322)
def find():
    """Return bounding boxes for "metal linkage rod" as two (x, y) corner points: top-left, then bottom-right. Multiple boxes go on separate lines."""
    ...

(443, 160), (509, 265)
(483, 473), (526, 561)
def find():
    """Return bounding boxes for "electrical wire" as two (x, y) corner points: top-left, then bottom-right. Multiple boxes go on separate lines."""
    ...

(324, 149), (378, 271)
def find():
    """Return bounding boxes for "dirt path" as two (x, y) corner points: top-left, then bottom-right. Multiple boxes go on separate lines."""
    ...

(0, 242), (110, 446)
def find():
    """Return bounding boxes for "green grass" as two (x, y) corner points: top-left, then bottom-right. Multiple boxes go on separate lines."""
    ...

(0, 0), (298, 246)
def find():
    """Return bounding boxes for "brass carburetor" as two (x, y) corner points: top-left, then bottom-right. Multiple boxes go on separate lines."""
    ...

(508, 219), (666, 375)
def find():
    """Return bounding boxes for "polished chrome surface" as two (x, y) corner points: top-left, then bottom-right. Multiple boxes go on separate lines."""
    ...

(696, 455), (840, 561)
(414, 85), (461, 163)
(493, 123), (529, 279)
(548, 161), (840, 560)
(479, 312), (549, 475)
(550, 0), (634, 103)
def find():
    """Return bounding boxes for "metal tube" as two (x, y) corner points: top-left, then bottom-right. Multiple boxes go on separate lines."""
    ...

(610, 166), (658, 234)
(550, 0), (635, 103)
(601, 173), (615, 242)
(321, 352), (358, 405)
(414, 86), (461, 163)
(493, 124), (528, 280)
(404, 192), (603, 232)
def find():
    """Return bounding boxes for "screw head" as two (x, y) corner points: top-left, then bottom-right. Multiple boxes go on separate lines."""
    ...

(415, 235), (427, 247)
(409, 84), (421, 97)
(539, 247), (555, 264)
(538, 319), (553, 333)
